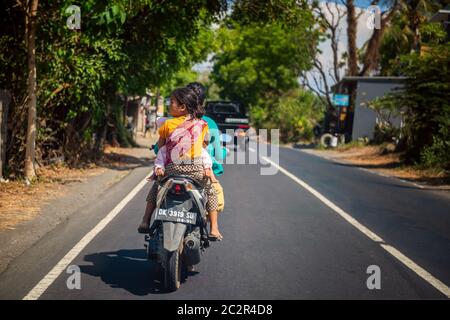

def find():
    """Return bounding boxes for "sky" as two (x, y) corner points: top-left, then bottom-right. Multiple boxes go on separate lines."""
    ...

(324, 0), (386, 9)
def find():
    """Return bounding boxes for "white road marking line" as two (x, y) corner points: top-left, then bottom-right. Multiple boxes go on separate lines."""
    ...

(23, 173), (152, 300)
(261, 156), (450, 298)
(381, 244), (450, 296)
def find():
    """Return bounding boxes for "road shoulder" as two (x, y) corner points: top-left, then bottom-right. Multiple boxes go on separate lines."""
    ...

(285, 144), (450, 194)
(0, 138), (155, 276)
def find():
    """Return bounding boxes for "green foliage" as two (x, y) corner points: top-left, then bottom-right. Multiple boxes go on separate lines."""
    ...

(250, 89), (324, 143)
(210, 6), (321, 143)
(272, 89), (325, 143)
(378, 10), (416, 75)
(420, 136), (450, 169)
(420, 22), (448, 44)
(379, 1), (448, 75)
(160, 69), (201, 97)
(376, 44), (450, 169)
(212, 20), (317, 107)
(368, 97), (402, 144)
(230, 0), (312, 27)
(1, 0), (225, 175)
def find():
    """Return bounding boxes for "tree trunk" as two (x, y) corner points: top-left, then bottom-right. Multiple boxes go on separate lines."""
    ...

(410, 8), (422, 52)
(343, 0), (358, 142)
(346, 0), (358, 76)
(360, 4), (398, 76)
(124, 95), (128, 125)
(0, 91), (11, 180)
(24, 0), (39, 181)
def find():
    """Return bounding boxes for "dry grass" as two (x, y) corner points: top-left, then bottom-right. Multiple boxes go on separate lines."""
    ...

(0, 164), (106, 231)
(321, 144), (450, 188)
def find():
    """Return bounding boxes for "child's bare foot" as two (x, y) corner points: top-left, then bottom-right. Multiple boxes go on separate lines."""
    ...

(204, 168), (218, 182)
(208, 229), (223, 241)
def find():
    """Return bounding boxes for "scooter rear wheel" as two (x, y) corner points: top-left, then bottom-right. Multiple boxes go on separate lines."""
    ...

(164, 242), (183, 292)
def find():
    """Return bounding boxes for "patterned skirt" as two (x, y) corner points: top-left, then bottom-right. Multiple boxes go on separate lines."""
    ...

(146, 163), (218, 212)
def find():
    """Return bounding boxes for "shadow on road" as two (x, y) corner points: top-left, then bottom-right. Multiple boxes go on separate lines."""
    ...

(334, 161), (400, 170)
(99, 151), (153, 171)
(79, 249), (173, 296)
(292, 143), (317, 150)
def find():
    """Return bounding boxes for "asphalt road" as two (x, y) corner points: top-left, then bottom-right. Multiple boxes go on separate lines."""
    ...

(0, 146), (449, 299)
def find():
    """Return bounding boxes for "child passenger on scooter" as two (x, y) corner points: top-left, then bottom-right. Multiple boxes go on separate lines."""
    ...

(138, 86), (223, 241)
(148, 118), (218, 183)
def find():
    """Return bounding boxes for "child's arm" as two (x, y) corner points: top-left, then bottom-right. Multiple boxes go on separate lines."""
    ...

(201, 148), (213, 169)
(154, 145), (166, 176)
(202, 148), (217, 182)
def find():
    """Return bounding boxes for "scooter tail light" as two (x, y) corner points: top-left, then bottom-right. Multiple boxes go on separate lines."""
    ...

(173, 184), (183, 194)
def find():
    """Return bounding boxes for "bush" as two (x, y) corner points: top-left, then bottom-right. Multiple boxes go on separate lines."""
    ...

(420, 136), (450, 169)
(375, 43), (450, 169)
(252, 89), (325, 143)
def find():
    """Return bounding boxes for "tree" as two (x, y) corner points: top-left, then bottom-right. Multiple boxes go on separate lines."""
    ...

(270, 89), (325, 143)
(210, 10), (322, 141)
(359, 1), (399, 76)
(302, 1), (346, 111)
(12, 0), (40, 181)
(377, 44), (450, 168)
(230, 0), (313, 27)
(211, 20), (317, 105)
(378, 0), (448, 75)
(344, 0), (360, 77)
(0, 0), (227, 177)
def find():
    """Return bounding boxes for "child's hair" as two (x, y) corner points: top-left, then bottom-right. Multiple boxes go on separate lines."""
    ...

(187, 82), (206, 107)
(171, 86), (204, 119)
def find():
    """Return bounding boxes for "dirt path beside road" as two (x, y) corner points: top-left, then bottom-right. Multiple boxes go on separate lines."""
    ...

(293, 143), (450, 191)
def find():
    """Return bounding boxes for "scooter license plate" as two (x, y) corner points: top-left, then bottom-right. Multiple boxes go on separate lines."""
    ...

(155, 208), (197, 225)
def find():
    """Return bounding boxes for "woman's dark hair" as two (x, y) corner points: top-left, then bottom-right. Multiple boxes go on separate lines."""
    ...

(171, 86), (204, 119)
(187, 82), (206, 107)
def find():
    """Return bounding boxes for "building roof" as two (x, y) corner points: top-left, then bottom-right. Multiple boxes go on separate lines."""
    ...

(331, 76), (408, 92)
(430, 6), (450, 23)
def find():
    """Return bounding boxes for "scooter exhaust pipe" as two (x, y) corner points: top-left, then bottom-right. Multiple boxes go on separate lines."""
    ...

(184, 231), (201, 266)
(186, 239), (196, 249)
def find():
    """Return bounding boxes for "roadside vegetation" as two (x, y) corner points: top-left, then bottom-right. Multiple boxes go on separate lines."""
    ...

(0, 0), (449, 183)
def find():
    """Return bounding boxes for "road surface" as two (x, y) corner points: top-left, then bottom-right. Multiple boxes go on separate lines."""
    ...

(0, 146), (449, 299)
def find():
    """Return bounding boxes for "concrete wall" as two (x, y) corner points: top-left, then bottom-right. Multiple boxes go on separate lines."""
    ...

(352, 80), (404, 141)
